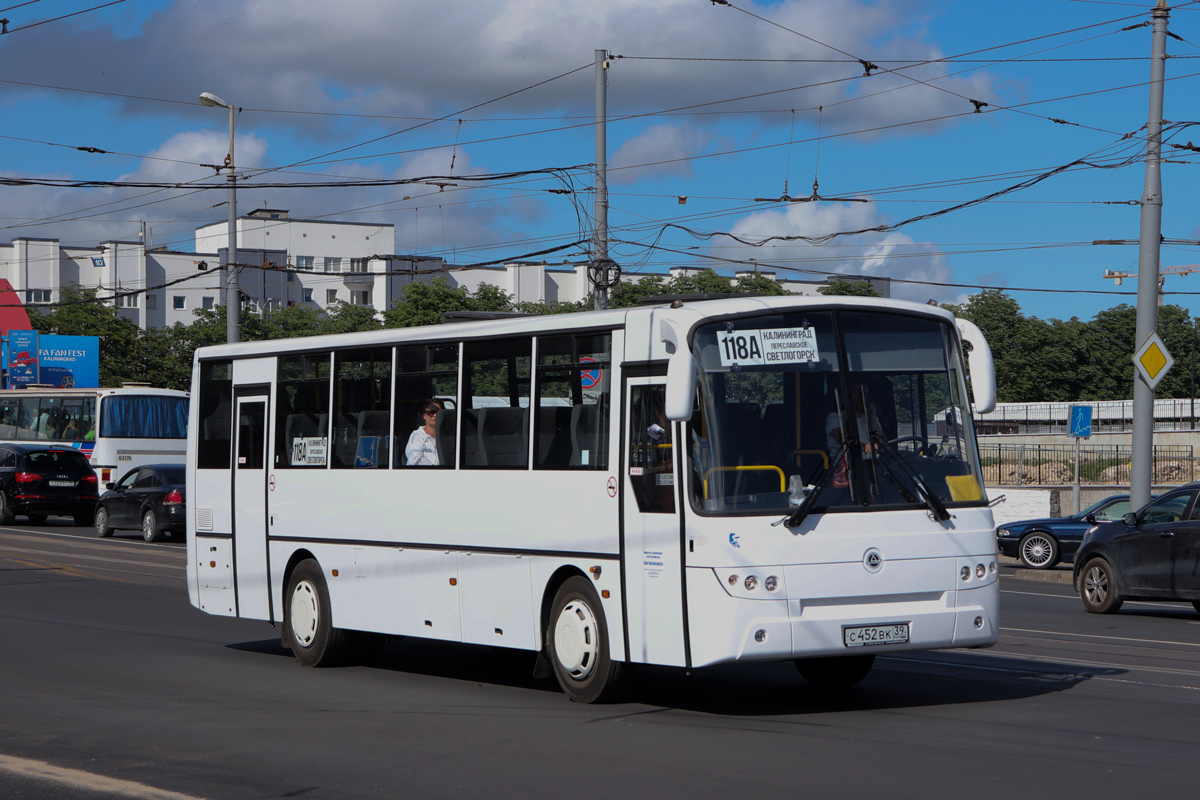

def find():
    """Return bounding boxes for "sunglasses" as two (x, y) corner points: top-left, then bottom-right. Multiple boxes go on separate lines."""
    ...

(423, 408), (439, 415)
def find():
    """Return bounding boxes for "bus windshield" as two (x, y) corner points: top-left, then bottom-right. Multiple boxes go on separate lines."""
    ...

(689, 308), (985, 515)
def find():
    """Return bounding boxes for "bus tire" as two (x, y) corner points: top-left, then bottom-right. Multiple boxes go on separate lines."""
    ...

(284, 559), (350, 668)
(546, 575), (626, 703)
(795, 654), (875, 689)
(142, 510), (162, 542)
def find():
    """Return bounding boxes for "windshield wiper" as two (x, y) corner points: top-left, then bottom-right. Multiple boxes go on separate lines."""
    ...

(869, 432), (951, 522)
(777, 443), (846, 530)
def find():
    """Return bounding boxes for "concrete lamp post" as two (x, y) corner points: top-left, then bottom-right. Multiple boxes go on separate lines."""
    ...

(199, 91), (240, 344)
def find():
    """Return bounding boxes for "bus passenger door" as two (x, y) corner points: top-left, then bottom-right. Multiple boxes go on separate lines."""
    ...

(622, 378), (687, 667)
(233, 394), (271, 620)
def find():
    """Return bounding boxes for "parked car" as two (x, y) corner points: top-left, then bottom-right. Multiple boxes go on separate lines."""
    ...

(0, 443), (99, 526)
(95, 464), (185, 542)
(997, 495), (1135, 569)
(1074, 484), (1200, 615)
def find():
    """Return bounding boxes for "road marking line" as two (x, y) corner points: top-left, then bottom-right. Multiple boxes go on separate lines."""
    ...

(1001, 625), (1200, 649)
(0, 545), (183, 570)
(0, 754), (205, 800)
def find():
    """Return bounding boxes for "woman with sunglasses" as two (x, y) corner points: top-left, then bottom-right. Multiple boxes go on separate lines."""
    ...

(405, 398), (445, 466)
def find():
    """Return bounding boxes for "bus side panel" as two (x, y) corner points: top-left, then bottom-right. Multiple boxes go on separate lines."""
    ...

(267, 470), (619, 557)
(190, 469), (234, 612)
(395, 549), (461, 640)
(458, 553), (533, 649)
(193, 536), (236, 617)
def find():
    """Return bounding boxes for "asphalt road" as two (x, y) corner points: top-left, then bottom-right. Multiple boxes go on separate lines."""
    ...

(3, 522), (1200, 799)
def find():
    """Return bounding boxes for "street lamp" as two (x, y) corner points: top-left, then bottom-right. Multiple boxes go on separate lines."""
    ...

(199, 91), (240, 344)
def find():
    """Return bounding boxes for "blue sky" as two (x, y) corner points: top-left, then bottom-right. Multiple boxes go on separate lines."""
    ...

(2, 0), (1200, 322)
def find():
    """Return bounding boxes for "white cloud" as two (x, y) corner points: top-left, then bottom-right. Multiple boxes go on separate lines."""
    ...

(717, 200), (967, 304)
(609, 125), (714, 184)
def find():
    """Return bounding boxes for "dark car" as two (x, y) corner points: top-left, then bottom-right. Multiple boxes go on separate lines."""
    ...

(0, 443), (99, 526)
(997, 495), (1135, 569)
(1073, 485), (1200, 615)
(95, 464), (186, 542)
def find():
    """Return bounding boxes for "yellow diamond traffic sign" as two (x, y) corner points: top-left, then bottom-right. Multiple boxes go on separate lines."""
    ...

(1133, 331), (1174, 390)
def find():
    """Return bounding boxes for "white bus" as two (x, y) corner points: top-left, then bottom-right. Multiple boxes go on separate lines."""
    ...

(186, 295), (998, 702)
(0, 386), (189, 483)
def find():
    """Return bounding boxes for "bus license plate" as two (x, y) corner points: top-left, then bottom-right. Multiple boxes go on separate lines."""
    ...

(844, 623), (909, 648)
(48, 480), (75, 487)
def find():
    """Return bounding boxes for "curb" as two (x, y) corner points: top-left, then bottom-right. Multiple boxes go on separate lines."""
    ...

(999, 556), (1074, 586)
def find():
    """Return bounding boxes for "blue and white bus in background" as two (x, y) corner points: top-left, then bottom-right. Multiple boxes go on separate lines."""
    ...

(0, 385), (189, 483)
(186, 295), (998, 702)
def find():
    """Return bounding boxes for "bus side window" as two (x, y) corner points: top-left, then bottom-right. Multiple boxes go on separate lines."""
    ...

(534, 332), (611, 470)
(395, 344), (459, 469)
(197, 360), (233, 470)
(331, 347), (393, 470)
(464, 338), (531, 469)
(275, 353), (332, 468)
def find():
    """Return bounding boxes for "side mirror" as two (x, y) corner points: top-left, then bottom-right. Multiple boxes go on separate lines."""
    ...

(954, 318), (996, 414)
(1122, 511), (1138, 526)
(105, 482), (115, 490)
(1084, 513), (1097, 524)
(661, 318), (696, 422)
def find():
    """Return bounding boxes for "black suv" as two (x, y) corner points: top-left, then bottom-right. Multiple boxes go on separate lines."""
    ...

(0, 443), (99, 526)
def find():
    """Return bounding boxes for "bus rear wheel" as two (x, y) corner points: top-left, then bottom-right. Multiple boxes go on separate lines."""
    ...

(795, 654), (875, 689)
(546, 576), (626, 703)
(284, 559), (350, 667)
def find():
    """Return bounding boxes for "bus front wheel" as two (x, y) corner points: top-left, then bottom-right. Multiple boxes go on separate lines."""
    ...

(546, 576), (626, 703)
(284, 559), (350, 667)
(795, 654), (875, 689)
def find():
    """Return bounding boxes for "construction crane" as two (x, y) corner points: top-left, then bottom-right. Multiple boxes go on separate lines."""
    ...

(1103, 264), (1200, 305)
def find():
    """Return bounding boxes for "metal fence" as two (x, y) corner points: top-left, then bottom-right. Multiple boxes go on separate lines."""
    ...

(978, 443), (1198, 486)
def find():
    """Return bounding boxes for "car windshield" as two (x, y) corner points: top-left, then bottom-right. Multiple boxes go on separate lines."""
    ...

(688, 308), (985, 516)
(1080, 497), (1131, 521)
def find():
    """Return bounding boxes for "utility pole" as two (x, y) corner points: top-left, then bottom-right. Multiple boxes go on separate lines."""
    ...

(1130, 0), (1171, 509)
(592, 49), (612, 311)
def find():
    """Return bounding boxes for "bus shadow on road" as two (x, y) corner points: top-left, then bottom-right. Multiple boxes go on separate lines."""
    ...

(625, 650), (1124, 715)
(226, 636), (1123, 714)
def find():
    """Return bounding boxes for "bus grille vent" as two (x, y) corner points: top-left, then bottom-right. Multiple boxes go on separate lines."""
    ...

(196, 508), (214, 531)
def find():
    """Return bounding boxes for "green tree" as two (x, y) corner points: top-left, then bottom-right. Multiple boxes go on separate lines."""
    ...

(319, 301), (383, 335)
(383, 278), (514, 328)
(947, 290), (1048, 402)
(818, 277), (882, 297)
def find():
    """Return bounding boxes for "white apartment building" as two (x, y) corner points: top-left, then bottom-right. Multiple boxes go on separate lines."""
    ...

(0, 209), (889, 330)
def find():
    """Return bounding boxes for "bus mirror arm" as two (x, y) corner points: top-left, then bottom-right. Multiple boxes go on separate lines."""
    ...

(954, 318), (996, 414)
(661, 319), (696, 421)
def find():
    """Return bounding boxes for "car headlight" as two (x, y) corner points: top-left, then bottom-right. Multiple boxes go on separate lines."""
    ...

(997, 527), (1014, 538)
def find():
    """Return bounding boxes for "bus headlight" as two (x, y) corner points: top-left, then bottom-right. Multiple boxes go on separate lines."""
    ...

(960, 566), (971, 581)
(764, 575), (778, 592)
(744, 575), (758, 591)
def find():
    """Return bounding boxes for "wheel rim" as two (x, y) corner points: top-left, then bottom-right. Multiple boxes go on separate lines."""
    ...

(143, 513), (155, 540)
(289, 580), (320, 648)
(95, 509), (106, 533)
(553, 598), (599, 681)
(1021, 535), (1054, 567)
(1084, 564), (1109, 606)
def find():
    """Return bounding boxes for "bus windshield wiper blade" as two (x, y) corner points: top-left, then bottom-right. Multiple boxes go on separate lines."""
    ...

(870, 433), (951, 522)
(778, 444), (845, 531)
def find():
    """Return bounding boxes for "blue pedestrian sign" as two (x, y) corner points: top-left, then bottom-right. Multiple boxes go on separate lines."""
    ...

(1070, 405), (1092, 438)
